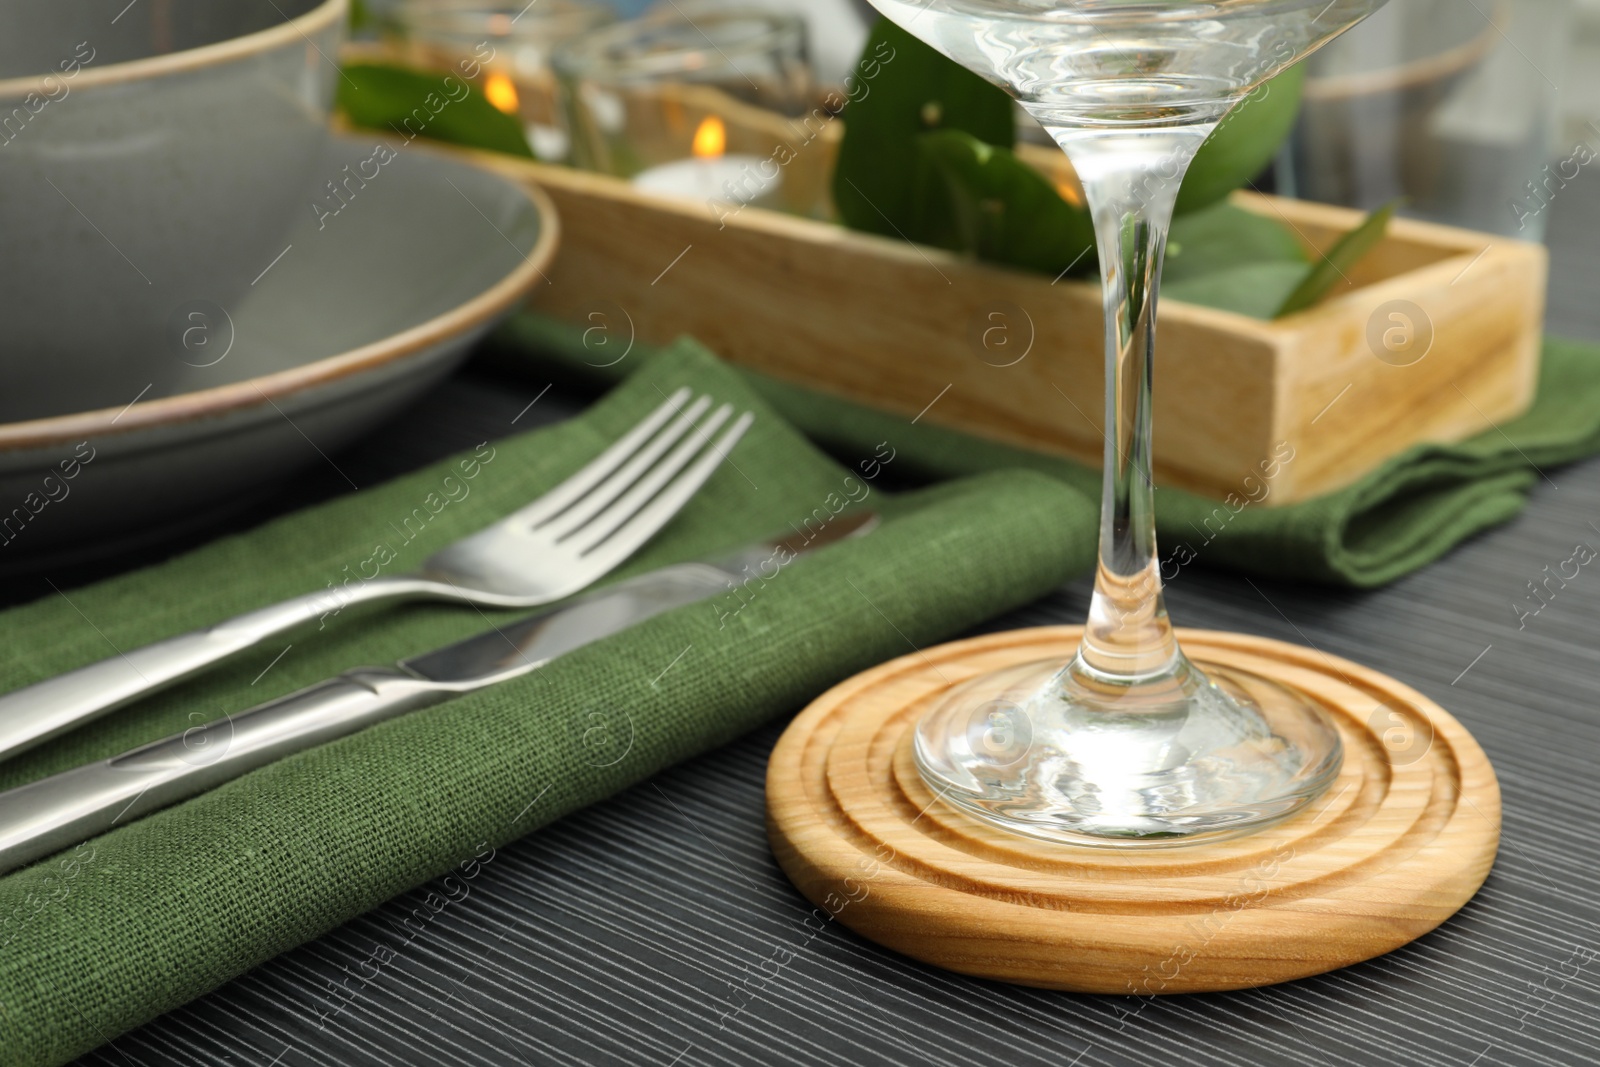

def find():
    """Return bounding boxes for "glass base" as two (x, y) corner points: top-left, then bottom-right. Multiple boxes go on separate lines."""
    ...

(914, 650), (1343, 849)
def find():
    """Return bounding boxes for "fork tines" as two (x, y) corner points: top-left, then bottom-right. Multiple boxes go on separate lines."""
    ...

(515, 388), (754, 561)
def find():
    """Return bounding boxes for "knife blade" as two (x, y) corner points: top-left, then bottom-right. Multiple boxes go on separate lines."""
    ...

(400, 509), (876, 684)
(0, 511), (877, 876)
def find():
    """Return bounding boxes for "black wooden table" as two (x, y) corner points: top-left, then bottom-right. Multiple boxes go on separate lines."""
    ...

(49, 171), (1600, 1066)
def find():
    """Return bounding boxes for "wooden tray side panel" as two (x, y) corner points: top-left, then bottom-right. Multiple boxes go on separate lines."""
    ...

(491, 157), (1544, 505)
(514, 161), (1279, 497)
(1277, 241), (1547, 500)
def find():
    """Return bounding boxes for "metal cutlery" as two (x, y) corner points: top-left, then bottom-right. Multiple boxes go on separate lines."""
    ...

(0, 389), (752, 763)
(0, 511), (877, 876)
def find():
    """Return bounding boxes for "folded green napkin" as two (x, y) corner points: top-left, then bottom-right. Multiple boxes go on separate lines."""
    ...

(490, 315), (1600, 587)
(0, 343), (1094, 1067)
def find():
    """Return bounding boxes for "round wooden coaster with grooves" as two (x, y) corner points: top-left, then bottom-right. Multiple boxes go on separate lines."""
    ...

(766, 627), (1500, 994)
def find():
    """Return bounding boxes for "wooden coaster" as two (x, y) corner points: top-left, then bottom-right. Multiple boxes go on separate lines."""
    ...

(767, 626), (1500, 994)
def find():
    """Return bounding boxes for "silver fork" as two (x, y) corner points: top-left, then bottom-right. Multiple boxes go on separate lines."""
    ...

(0, 388), (752, 762)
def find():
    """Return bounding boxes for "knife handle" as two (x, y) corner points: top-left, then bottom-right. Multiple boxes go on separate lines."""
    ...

(0, 668), (447, 878)
(0, 576), (437, 764)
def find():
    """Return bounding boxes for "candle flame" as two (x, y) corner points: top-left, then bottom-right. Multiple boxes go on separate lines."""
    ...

(691, 115), (726, 159)
(484, 72), (520, 115)
(1054, 178), (1083, 208)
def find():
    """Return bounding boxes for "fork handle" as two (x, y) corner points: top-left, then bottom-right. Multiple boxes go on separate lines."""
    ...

(0, 576), (435, 763)
(0, 667), (450, 877)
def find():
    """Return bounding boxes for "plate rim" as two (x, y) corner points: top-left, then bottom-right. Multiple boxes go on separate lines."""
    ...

(0, 140), (560, 453)
(0, 0), (348, 98)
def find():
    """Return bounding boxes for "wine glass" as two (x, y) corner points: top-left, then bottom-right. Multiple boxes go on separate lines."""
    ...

(875, 0), (1390, 846)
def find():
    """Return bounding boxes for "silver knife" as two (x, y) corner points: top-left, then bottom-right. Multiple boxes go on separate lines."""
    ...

(0, 512), (876, 877)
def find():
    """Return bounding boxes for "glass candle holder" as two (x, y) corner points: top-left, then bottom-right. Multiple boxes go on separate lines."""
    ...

(387, 0), (616, 160)
(1284, 0), (1573, 240)
(554, 10), (823, 217)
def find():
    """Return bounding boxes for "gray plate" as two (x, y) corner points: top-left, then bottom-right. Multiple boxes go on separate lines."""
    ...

(0, 133), (558, 558)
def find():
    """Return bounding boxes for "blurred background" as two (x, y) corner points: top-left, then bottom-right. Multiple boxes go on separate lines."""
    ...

(361, 0), (1600, 241)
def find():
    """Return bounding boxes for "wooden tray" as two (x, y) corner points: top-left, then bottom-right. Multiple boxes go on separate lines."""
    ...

(766, 626), (1500, 994)
(493, 156), (1545, 504)
(352, 34), (1546, 503)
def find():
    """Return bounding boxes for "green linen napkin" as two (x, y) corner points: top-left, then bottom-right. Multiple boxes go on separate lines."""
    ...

(0, 342), (1094, 1067)
(491, 315), (1600, 587)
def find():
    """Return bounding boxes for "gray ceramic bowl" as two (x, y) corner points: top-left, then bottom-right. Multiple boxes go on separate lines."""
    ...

(0, 134), (559, 566)
(0, 0), (347, 420)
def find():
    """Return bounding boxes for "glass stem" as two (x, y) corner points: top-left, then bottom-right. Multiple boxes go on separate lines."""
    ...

(1056, 128), (1211, 683)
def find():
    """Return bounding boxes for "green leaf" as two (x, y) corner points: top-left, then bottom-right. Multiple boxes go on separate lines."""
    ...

(337, 62), (535, 159)
(833, 19), (1014, 245)
(1157, 202), (1399, 320)
(1164, 201), (1308, 284)
(918, 129), (1096, 275)
(1165, 262), (1311, 319)
(1274, 200), (1398, 317)
(1177, 62), (1305, 215)
(824, 25), (1391, 311)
